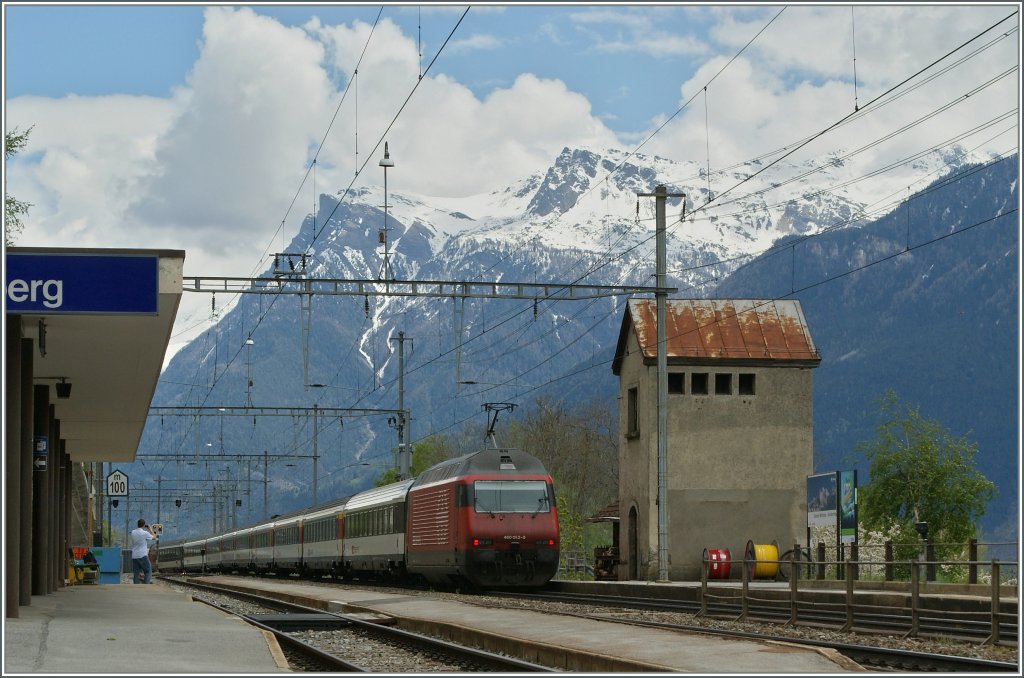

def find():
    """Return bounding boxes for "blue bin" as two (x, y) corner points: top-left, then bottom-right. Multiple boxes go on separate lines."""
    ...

(90, 547), (123, 584)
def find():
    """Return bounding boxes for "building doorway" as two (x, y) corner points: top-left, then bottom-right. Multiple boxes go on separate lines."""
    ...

(628, 506), (638, 580)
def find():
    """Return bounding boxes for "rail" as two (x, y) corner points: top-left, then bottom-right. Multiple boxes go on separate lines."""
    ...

(699, 553), (1017, 644)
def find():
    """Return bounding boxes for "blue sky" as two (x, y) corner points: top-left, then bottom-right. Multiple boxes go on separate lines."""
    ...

(4, 3), (1019, 358)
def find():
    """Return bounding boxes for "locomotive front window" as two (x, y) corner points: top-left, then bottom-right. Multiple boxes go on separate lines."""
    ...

(473, 480), (551, 513)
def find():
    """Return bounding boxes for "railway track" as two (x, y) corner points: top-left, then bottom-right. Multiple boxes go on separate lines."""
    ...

(164, 576), (557, 672)
(486, 589), (1019, 672)
(165, 574), (1018, 672)
(494, 588), (1019, 643)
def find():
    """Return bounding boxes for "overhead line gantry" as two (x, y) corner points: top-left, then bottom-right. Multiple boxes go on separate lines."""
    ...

(182, 275), (673, 300)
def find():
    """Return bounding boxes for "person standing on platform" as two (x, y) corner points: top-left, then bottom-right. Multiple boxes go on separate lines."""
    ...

(130, 519), (157, 584)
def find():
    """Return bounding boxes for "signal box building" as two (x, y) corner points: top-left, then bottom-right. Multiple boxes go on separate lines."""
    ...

(611, 299), (821, 580)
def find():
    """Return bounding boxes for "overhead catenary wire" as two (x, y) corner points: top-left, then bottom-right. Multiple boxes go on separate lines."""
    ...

(416, 202), (1017, 444)
(159, 7), (1015, 501)
(688, 10), (1019, 220)
(386, 139), (1019, 420)
(167, 7), (468, 458)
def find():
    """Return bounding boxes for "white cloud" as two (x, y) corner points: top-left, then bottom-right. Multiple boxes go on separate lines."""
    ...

(7, 7), (621, 360)
(447, 33), (503, 54)
(638, 4), (1018, 185)
(569, 7), (708, 57)
(129, 7), (335, 273)
(5, 93), (180, 249)
(309, 17), (618, 198)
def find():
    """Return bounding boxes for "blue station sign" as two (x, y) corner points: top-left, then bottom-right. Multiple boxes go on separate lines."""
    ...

(5, 252), (159, 315)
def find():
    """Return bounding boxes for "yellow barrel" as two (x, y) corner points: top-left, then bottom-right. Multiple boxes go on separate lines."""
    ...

(745, 540), (779, 579)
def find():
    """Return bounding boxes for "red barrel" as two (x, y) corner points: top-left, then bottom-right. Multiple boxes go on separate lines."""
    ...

(703, 547), (731, 579)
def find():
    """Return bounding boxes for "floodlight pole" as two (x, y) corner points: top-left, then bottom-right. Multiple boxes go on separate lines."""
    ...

(379, 142), (395, 281)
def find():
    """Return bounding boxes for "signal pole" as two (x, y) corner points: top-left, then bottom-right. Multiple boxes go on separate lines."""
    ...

(391, 332), (412, 479)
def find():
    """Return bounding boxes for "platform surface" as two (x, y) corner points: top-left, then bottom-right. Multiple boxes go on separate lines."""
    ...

(203, 575), (858, 673)
(3, 581), (287, 674)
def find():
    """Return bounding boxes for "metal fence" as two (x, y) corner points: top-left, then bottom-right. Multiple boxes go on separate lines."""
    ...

(700, 551), (1017, 644)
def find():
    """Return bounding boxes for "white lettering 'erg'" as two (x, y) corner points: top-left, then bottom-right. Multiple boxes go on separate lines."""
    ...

(6, 279), (64, 309)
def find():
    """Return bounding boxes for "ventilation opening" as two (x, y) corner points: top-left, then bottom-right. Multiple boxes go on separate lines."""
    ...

(715, 373), (732, 395)
(627, 387), (639, 437)
(691, 373), (708, 395)
(739, 373), (756, 396)
(668, 373), (684, 394)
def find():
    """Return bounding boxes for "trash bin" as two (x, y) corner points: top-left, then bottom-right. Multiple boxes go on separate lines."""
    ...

(89, 546), (123, 584)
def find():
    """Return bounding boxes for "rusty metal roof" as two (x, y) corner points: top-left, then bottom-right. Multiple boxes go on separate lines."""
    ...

(587, 501), (620, 523)
(613, 299), (820, 372)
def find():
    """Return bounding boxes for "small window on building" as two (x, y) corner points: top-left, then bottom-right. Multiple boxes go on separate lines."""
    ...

(668, 373), (684, 394)
(692, 373), (708, 395)
(626, 387), (639, 437)
(715, 373), (732, 395)
(739, 373), (756, 395)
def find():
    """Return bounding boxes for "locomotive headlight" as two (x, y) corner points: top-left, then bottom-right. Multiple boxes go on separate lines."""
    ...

(472, 538), (493, 547)
(535, 539), (556, 546)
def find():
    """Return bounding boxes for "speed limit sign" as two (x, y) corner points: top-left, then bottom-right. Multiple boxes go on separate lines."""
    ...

(106, 470), (129, 497)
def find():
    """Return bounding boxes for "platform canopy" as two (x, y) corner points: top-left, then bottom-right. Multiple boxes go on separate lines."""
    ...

(5, 247), (185, 462)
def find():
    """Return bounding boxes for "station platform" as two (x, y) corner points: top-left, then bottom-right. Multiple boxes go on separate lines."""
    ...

(3, 581), (287, 674)
(200, 575), (859, 672)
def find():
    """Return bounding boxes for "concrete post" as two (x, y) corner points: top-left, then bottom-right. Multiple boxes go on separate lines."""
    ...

(6, 319), (22, 618)
(60, 442), (70, 587)
(19, 339), (34, 605)
(48, 408), (59, 593)
(32, 385), (50, 596)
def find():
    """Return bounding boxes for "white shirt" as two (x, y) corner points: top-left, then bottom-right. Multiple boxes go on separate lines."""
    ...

(130, 527), (154, 559)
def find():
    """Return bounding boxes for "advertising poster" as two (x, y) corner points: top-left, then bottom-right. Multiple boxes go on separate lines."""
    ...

(839, 469), (858, 544)
(806, 472), (837, 527)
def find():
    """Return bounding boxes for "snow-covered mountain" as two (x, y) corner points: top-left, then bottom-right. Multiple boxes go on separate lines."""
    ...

(313, 145), (869, 286)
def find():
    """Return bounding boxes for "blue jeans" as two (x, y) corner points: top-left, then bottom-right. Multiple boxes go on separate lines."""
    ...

(132, 556), (152, 584)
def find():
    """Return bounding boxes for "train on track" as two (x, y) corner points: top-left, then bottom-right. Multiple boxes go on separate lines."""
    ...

(156, 446), (560, 588)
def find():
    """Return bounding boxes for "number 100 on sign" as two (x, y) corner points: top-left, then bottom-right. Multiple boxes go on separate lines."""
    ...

(106, 471), (129, 497)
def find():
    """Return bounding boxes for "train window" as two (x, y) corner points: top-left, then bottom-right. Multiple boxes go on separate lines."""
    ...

(474, 480), (551, 513)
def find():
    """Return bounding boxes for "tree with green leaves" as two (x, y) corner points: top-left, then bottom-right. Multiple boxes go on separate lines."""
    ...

(856, 389), (995, 561)
(505, 396), (619, 577)
(373, 435), (455, 487)
(5, 126), (34, 246)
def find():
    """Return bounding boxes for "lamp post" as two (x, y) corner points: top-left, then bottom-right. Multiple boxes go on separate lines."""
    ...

(379, 142), (395, 281)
